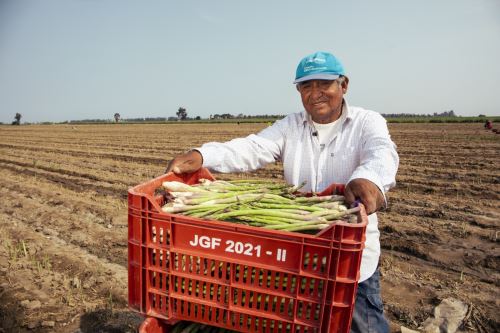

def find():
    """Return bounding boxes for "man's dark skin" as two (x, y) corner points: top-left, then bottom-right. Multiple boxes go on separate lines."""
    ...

(166, 76), (385, 214)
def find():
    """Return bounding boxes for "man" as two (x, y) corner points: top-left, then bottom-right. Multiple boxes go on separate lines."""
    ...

(166, 51), (399, 333)
(484, 120), (492, 130)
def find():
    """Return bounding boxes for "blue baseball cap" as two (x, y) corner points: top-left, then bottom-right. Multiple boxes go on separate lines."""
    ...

(293, 51), (345, 84)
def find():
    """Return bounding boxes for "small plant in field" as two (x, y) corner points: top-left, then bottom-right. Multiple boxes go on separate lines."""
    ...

(71, 276), (82, 289)
(459, 221), (470, 238)
(106, 290), (114, 314)
(61, 276), (86, 306)
(5, 239), (54, 274)
(61, 293), (76, 307)
(118, 200), (127, 209)
(21, 240), (28, 257)
(6, 239), (29, 262)
(33, 254), (52, 274)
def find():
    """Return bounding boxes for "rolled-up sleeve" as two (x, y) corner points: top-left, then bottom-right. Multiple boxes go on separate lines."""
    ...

(348, 113), (399, 194)
(196, 120), (286, 173)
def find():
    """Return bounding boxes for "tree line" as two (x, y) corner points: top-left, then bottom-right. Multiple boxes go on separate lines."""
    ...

(381, 110), (456, 118)
(6, 109), (498, 125)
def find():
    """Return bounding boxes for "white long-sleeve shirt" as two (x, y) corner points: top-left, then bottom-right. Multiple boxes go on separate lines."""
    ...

(197, 100), (399, 282)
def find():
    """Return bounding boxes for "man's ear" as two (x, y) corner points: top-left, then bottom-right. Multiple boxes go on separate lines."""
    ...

(296, 84), (300, 92)
(341, 76), (349, 93)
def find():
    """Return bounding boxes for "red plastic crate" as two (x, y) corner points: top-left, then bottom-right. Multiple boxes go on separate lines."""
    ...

(129, 169), (368, 333)
(138, 317), (170, 333)
(138, 318), (238, 333)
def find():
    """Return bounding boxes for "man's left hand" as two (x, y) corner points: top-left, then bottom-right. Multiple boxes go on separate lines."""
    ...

(344, 178), (385, 215)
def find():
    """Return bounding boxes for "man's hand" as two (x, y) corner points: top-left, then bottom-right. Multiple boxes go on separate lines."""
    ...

(344, 178), (385, 215)
(165, 150), (203, 175)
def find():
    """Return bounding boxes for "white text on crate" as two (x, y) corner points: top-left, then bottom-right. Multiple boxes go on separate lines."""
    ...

(187, 234), (290, 261)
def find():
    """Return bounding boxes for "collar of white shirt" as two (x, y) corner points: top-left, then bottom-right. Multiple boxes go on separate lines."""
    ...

(300, 99), (351, 146)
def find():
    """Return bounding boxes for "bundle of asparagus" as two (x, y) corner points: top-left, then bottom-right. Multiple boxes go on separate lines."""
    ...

(160, 179), (359, 233)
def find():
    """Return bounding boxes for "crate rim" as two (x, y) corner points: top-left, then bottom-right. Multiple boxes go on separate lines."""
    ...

(128, 169), (368, 241)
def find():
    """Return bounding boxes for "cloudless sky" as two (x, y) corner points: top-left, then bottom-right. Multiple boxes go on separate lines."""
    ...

(0, 0), (499, 123)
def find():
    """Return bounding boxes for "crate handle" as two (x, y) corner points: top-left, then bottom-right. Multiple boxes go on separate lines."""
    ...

(128, 168), (216, 212)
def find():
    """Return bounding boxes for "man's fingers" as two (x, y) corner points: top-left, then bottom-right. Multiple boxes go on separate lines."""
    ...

(353, 191), (376, 214)
(353, 192), (375, 214)
(165, 150), (203, 175)
(174, 160), (198, 174)
(375, 192), (386, 212)
(363, 198), (376, 215)
(172, 166), (182, 174)
(345, 178), (384, 214)
(343, 186), (356, 205)
(165, 160), (175, 174)
(165, 159), (182, 174)
(169, 160), (193, 174)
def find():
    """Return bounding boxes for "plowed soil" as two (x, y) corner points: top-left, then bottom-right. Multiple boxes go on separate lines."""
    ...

(0, 123), (498, 333)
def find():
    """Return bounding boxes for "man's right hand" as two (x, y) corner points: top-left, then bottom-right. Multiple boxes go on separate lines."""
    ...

(165, 150), (203, 175)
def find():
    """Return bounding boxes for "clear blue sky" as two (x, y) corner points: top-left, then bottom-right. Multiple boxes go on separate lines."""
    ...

(1, 0), (499, 123)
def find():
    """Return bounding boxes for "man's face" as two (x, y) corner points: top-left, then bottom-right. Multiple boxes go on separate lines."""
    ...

(297, 78), (348, 124)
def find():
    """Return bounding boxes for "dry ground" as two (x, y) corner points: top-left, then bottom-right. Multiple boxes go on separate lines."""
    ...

(0, 122), (498, 333)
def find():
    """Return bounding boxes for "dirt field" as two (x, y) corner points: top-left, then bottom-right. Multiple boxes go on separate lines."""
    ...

(0, 122), (498, 333)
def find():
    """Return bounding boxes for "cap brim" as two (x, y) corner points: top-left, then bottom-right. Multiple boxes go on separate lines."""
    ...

(293, 73), (340, 84)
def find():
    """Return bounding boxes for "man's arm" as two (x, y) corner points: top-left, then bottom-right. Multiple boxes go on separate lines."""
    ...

(345, 112), (399, 214)
(166, 120), (287, 174)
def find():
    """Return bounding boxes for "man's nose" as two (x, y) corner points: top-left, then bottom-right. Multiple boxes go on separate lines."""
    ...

(310, 82), (323, 97)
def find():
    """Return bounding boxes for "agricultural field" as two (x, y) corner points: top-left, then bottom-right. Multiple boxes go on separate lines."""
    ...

(0, 122), (498, 333)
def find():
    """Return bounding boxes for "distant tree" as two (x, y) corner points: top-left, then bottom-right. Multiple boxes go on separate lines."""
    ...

(114, 113), (121, 123)
(195, 116), (201, 120)
(177, 107), (187, 120)
(448, 110), (456, 117)
(12, 113), (21, 125)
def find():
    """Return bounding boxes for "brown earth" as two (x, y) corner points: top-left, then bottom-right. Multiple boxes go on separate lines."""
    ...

(0, 122), (498, 333)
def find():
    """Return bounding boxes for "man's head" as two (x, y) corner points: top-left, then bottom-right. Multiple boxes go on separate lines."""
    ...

(294, 51), (349, 124)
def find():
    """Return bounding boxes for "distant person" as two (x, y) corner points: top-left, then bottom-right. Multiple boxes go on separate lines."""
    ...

(484, 120), (493, 130)
(166, 51), (399, 333)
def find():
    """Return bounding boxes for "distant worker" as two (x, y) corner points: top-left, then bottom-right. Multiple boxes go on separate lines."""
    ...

(166, 51), (399, 333)
(484, 120), (493, 130)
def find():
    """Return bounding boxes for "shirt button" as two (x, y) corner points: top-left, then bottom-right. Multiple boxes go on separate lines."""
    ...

(330, 153), (334, 157)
